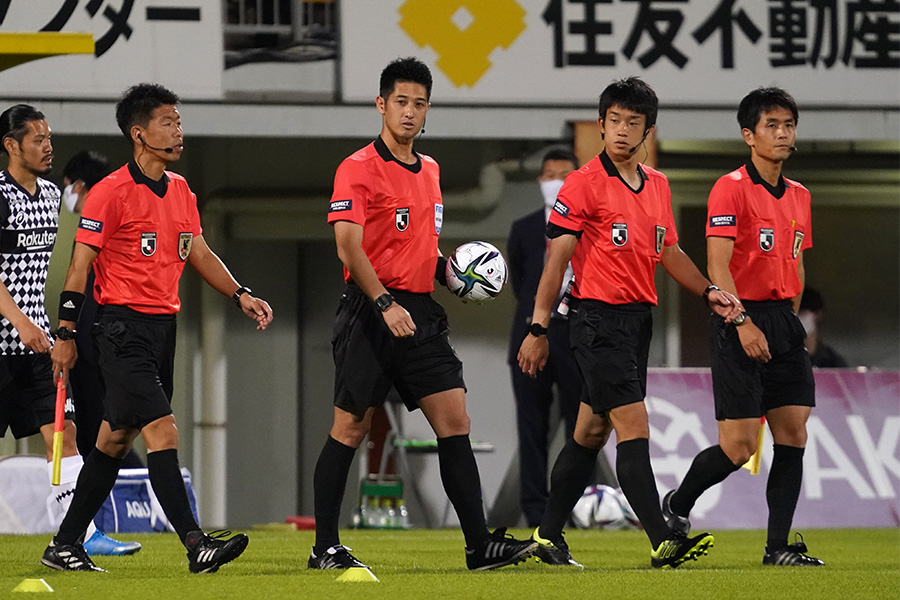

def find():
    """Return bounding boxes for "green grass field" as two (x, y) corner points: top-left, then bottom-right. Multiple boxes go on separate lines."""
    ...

(2, 528), (897, 599)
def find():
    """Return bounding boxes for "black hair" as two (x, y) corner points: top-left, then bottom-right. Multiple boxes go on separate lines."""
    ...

(542, 148), (579, 169)
(737, 87), (798, 131)
(598, 77), (658, 131)
(380, 57), (433, 101)
(63, 150), (111, 189)
(799, 287), (824, 313)
(0, 104), (46, 155)
(115, 83), (180, 142)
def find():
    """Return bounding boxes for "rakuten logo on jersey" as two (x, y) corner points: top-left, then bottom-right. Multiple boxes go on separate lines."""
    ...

(16, 229), (56, 251)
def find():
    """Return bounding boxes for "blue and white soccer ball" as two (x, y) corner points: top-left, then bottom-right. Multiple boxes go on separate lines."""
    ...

(445, 241), (508, 303)
(570, 485), (640, 530)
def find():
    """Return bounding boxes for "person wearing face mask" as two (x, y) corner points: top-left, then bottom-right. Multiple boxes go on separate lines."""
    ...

(506, 148), (583, 529)
(798, 287), (847, 368)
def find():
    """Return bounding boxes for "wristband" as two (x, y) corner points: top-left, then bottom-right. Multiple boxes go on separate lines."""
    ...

(53, 326), (77, 341)
(702, 284), (720, 306)
(58, 291), (85, 322)
(435, 256), (448, 287)
(232, 286), (251, 306)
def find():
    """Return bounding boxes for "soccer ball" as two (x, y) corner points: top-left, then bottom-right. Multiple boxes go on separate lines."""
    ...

(445, 241), (508, 303)
(570, 484), (637, 530)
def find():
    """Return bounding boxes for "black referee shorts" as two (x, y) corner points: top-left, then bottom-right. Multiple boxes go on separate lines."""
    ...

(93, 305), (177, 431)
(0, 353), (74, 439)
(332, 284), (466, 416)
(568, 299), (652, 415)
(711, 299), (815, 421)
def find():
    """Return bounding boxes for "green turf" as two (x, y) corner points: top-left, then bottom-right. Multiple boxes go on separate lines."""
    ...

(2, 528), (897, 599)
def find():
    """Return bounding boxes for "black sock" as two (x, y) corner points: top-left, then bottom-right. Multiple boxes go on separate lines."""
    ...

(146, 449), (201, 543)
(56, 449), (123, 546)
(766, 444), (805, 550)
(437, 434), (489, 548)
(313, 436), (356, 553)
(616, 438), (668, 549)
(671, 445), (741, 517)
(538, 438), (598, 540)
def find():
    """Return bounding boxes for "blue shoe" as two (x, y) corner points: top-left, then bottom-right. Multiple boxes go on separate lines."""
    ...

(83, 529), (142, 556)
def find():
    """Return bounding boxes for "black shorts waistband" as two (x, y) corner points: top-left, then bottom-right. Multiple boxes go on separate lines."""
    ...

(571, 298), (652, 313)
(97, 305), (177, 323)
(345, 282), (432, 299)
(741, 299), (793, 311)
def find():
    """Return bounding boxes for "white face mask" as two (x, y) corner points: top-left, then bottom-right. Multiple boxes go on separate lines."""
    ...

(799, 312), (816, 335)
(540, 179), (565, 211)
(62, 183), (80, 213)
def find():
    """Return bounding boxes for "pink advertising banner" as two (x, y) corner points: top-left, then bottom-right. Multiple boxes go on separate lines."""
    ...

(625, 369), (900, 530)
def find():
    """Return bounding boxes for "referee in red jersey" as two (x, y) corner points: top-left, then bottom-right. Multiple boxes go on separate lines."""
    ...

(663, 88), (824, 567)
(42, 83), (272, 574)
(518, 77), (742, 569)
(309, 57), (536, 572)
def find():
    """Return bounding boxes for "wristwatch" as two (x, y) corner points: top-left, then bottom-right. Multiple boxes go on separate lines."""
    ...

(232, 286), (251, 306)
(54, 326), (77, 341)
(528, 322), (548, 337)
(732, 312), (748, 327)
(374, 293), (395, 312)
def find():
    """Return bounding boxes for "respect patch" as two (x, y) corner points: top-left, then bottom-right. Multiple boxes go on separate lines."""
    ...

(329, 199), (352, 213)
(709, 215), (736, 228)
(78, 217), (103, 233)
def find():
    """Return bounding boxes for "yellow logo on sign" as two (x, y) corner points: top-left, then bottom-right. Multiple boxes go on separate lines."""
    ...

(399, 0), (526, 88)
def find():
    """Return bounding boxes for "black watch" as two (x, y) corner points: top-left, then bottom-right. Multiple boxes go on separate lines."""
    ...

(528, 322), (548, 337)
(374, 293), (395, 312)
(54, 326), (77, 341)
(232, 286), (251, 306)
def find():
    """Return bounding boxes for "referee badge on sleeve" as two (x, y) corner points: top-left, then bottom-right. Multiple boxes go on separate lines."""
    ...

(179, 232), (193, 261)
(655, 225), (666, 254)
(141, 232), (157, 257)
(792, 230), (804, 259)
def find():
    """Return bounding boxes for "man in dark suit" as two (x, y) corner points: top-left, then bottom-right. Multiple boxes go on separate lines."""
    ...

(507, 148), (582, 527)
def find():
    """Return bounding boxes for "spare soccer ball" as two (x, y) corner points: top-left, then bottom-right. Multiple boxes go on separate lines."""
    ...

(570, 484), (634, 530)
(445, 241), (508, 303)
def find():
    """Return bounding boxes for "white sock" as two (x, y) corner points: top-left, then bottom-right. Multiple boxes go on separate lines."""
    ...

(46, 455), (97, 539)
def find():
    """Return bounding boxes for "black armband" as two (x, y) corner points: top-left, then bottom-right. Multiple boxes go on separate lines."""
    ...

(58, 291), (85, 323)
(435, 256), (448, 287)
(545, 222), (582, 240)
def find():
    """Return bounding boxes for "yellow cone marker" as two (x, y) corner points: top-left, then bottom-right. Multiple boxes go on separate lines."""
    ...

(12, 578), (54, 592)
(336, 567), (379, 583)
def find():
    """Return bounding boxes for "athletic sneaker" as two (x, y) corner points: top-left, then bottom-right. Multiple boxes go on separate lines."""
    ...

(650, 531), (714, 569)
(465, 527), (538, 571)
(307, 544), (369, 569)
(661, 490), (691, 536)
(83, 529), (142, 556)
(763, 533), (825, 567)
(41, 540), (106, 572)
(185, 530), (249, 574)
(531, 527), (582, 568)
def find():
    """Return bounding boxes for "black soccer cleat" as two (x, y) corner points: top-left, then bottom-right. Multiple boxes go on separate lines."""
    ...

(185, 530), (249, 574)
(763, 533), (825, 567)
(661, 490), (691, 536)
(41, 540), (106, 572)
(307, 544), (370, 570)
(531, 527), (583, 568)
(650, 531), (714, 569)
(466, 527), (538, 571)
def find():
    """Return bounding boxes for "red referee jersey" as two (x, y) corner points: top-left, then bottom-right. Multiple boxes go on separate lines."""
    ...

(75, 161), (202, 314)
(548, 151), (677, 305)
(706, 163), (812, 301)
(327, 137), (442, 293)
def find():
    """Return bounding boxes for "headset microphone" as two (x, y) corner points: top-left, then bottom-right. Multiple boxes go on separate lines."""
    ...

(137, 133), (174, 154)
(628, 130), (650, 154)
(789, 145), (797, 152)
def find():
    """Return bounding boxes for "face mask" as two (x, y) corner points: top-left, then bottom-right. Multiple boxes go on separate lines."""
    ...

(540, 179), (565, 210)
(799, 312), (816, 335)
(62, 183), (79, 213)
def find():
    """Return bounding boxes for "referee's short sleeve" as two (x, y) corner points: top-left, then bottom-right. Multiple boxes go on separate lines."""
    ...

(75, 179), (120, 249)
(328, 158), (370, 227)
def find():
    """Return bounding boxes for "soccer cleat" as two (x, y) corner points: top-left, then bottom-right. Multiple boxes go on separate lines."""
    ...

(763, 533), (825, 566)
(307, 544), (370, 570)
(650, 531), (714, 569)
(185, 530), (249, 574)
(531, 527), (583, 568)
(465, 527), (538, 571)
(83, 529), (143, 556)
(661, 490), (691, 536)
(41, 540), (106, 572)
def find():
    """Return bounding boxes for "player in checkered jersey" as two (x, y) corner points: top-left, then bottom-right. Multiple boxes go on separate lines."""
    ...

(0, 104), (139, 556)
